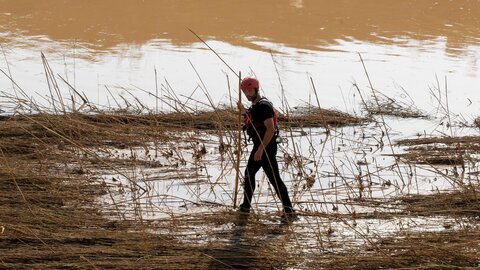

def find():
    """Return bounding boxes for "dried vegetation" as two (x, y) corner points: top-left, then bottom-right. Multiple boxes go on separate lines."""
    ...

(364, 96), (427, 119)
(0, 59), (479, 268)
(1, 108), (478, 269)
(395, 135), (480, 165)
(0, 108), (370, 269)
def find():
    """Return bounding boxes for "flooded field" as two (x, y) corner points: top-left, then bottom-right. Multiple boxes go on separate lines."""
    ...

(1, 1), (480, 269)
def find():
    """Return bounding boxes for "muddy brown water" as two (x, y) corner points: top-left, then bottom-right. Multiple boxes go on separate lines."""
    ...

(0, 0), (479, 115)
(1, 0), (479, 51)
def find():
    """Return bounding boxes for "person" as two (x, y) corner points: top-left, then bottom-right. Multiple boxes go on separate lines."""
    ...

(236, 77), (296, 222)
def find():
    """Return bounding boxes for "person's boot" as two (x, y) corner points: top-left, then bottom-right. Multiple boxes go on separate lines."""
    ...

(280, 210), (298, 224)
(238, 203), (251, 214)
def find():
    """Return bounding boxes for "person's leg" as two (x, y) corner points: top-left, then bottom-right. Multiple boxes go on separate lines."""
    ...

(240, 145), (262, 211)
(261, 142), (294, 213)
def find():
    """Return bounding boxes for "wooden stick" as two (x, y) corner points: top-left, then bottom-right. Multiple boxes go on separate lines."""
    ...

(188, 28), (239, 79)
(233, 71), (242, 208)
(187, 28), (242, 208)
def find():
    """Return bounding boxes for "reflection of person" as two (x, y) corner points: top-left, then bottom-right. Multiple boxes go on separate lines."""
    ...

(236, 77), (296, 222)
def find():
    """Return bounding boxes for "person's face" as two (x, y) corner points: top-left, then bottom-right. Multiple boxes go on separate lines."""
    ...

(242, 88), (257, 101)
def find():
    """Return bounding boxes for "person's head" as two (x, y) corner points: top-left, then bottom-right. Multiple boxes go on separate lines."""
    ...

(240, 77), (260, 102)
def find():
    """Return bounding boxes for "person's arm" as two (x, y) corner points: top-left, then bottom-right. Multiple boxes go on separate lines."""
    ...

(254, 117), (275, 161)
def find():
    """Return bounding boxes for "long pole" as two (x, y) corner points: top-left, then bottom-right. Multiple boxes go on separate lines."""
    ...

(187, 28), (239, 79)
(188, 28), (243, 208)
(233, 72), (242, 208)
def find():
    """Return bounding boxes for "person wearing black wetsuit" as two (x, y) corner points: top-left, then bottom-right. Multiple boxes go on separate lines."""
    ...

(237, 77), (295, 221)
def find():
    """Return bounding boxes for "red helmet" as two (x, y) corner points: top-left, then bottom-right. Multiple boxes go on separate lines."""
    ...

(240, 77), (259, 91)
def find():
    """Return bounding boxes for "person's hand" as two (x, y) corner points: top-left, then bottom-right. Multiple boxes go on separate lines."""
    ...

(237, 100), (245, 113)
(254, 148), (263, 161)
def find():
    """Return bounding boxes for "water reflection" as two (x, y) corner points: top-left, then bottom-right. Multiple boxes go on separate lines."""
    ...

(0, 0), (479, 53)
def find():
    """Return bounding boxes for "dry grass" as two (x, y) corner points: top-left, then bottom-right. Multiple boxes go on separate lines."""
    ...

(0, 115), (206, 269)
(0, 109), (364, 269)
(301, 189), (480, 269)
(363, 92), (427, 119)
(394, 135), (480, 165)
(0, 109), (478, 269)
(2, 51), (478, 269)
(284, 106), (366, 127)
(402, 188), (480, 216)
(316, 229), (480, 269)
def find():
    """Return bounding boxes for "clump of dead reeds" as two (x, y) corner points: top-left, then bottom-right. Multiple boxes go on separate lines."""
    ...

(0, 105), (365, 137)
(401, 188), (480, 216)
(394, 135), (480, 165)
(352, 76), (426, 119)
(285, 106), (366, 127)
(363, 92), (427, 118)
(301, 188), (480, 269)
(313, 228), (480, 269)
(393, 148), (465, 165)
(475, 117), (480, 129)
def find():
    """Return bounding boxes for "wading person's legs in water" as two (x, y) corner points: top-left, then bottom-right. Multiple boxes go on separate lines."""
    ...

(240, 142), (294, 215)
